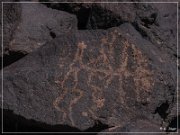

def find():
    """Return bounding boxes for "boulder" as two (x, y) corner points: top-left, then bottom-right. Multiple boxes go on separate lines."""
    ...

(2, 23), (177, 132)
(1, 2), (77, 68)
(8, 3), (77, 54)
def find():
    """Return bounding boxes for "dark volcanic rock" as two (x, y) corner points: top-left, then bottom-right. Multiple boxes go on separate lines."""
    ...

(1, 2), (21, 55)
(1, 2), (77, 69)
(43, 2), (178, 63)
(134, 3), (178, 62)
(8, 3), (77, 54)
(2, 23), (176, 132)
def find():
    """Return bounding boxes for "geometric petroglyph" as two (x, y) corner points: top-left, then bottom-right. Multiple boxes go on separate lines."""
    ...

(53, 30), (154, 126)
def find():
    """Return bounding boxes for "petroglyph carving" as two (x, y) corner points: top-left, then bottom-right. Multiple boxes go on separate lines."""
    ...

(53, 32), (154, 125)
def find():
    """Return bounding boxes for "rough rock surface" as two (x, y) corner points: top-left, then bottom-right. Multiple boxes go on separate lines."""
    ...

(44, 1), (178, 62)
(1, 2), (77, 68)
(41, 3), (179, 132)
(1, 1), (179, 133)
(1, 2), (21, 55)
(2, 23), (177, 132)
(8, 3), (77, 54)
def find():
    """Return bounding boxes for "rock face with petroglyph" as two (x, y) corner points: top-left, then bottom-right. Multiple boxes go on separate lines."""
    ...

(2, 24), (176, 131)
